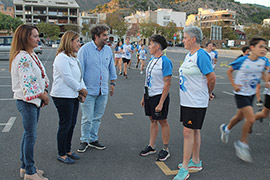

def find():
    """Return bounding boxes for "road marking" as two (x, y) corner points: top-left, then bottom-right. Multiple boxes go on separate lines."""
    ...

(172, 75), (178, 78)
(155, 162), (198, 176)
(0, 98), (15, 101)
(1, 117), (16, 132)
(222, 91), (234, 96)
(0, 85), (11, 87)
(114, 113), (133, 119)
(220, 61), (229, 67)
(215, 75), (225, 79)
(1, 68), (7, 71)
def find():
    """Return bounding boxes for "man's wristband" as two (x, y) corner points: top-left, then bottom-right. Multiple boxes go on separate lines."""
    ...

(110, 82), (116, 86)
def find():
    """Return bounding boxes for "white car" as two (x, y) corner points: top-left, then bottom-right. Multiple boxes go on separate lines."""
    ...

(34, 41), (43, 54)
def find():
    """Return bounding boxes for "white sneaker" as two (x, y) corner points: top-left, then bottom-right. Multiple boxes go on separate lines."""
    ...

(220, 124), (229, 144)
(140, 71), (143, 74)
(234, 141), (253, 163)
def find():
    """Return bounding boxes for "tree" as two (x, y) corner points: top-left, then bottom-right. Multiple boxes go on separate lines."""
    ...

(105, 13), (127, 39)
(163, 21), (178, 41)
(63, 25), (79, 33)
(81, 24), (90, 37)
(222, 26), (237, 40)
(0, 13), (22, 34)
(36, 22), (60, 40)
(139, 21), (162, 38)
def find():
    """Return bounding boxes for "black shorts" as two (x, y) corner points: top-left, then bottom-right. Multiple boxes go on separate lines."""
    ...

(264, 94), (270, 109)
(144, 94), (170, 120)
(234, 94), (255, 109)
(180, 106), (207, 129)
(122, 58), (130, 64)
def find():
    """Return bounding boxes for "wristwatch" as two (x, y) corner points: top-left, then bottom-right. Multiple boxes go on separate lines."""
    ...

(110, 82), (116, 86)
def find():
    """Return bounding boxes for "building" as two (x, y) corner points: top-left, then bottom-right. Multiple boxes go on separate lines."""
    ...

(186, 8), (236, 28)
(263, 18), (270, 26)
(0, 1), (14, 17)
(125, 8), (186, 28)
(13, 0), (79, 28)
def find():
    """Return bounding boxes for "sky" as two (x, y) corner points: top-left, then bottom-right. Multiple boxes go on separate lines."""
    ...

(236, 0), (270, 7)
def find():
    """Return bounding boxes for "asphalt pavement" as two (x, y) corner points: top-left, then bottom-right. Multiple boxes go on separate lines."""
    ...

(0, 47), (270, 180)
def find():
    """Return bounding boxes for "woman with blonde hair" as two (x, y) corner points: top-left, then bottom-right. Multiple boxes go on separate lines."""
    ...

(50, 30), (88, 164)
(10, 24), (49, 180)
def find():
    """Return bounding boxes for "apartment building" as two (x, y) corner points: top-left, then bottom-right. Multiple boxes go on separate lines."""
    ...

(13, 0), (79, 27)
(0, 1), (14, 17)
(186, 8), (236, 28)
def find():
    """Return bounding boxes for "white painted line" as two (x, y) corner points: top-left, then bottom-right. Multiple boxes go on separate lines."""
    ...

(172, 75), (178, 78)
(0, 85), (11, 87)
(222, 91), (234, 96)
(2, 117), (16, 132)
(0, 98), (15, 101)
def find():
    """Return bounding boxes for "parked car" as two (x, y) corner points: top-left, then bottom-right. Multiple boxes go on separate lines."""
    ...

(167, 41), (173, 47)
(175, 42), (184, 47)
(0, 36), (43, 60)
(0, 36), (12, 60)
(34, 41), (43, 54)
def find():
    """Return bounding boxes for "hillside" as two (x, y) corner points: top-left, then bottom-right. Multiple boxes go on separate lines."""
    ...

(77, 0), (270, 25)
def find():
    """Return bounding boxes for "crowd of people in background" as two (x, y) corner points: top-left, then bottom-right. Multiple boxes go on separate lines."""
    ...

(9, 23), (270, 180)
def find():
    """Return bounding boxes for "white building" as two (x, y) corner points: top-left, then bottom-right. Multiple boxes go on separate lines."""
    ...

(156, 8), (185, 27)
(263, 18), (270, 26)
(125, 8), (186, 28)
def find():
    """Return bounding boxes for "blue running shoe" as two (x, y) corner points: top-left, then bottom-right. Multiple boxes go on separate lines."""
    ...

(174, 167), (190, 180)
(220, 124), (229, 144)
(178, 159), (202, 171)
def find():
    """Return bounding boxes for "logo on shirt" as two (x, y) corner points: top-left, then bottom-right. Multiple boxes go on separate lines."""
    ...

(179, 70), (187, 92)
(187, 120), (192, 125)
(249, 74), (259, 89)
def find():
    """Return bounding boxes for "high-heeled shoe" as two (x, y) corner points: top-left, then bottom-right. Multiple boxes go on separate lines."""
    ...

(20, 168), (44, 178)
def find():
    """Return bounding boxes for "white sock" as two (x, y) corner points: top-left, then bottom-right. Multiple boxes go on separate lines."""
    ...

(225, 126), (230, 133)
(239, 141), (249, 148)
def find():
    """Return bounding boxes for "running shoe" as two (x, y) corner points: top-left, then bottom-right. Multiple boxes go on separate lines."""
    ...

(119, 71), (122, 75)
(88, 141), (106, 150)
(178, 159), (202, 171)
(173, 167), (190, 180)
(256, 100), (263, 107)
(234, 141), (253, 163)
(140, 145), (156, 156)
(77, 142), (88, 153)
(220, 124), (229, 144)
(156, 149), (170, 161)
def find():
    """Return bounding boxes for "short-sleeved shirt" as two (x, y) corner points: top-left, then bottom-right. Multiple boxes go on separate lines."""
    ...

(121, 43), (134, 59)
(207, 51), (216, 68)
(230, 56), (269, 96)
(138, 49), (147, 60)
(114, 46), (122, 58)
(145, 55), (173, 97)
(179, 49), (213, 108)
(213, 50), (218, 59)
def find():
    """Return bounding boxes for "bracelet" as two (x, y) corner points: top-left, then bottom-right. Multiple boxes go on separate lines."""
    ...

(110, 82), (116, 86)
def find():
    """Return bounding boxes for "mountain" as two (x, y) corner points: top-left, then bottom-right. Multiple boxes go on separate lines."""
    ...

(75, 0), (270, 25)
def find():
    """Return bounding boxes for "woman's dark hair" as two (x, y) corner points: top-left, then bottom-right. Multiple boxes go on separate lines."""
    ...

(149, 34), (167, 50)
